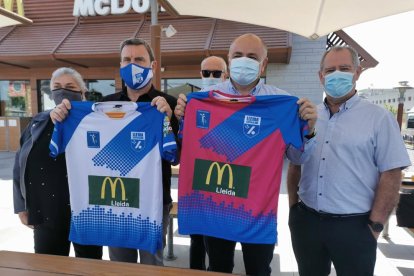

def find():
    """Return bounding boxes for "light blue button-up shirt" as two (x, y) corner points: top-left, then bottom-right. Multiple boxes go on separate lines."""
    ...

(202, 79), (316, 164)
(297, 93), (411, 214)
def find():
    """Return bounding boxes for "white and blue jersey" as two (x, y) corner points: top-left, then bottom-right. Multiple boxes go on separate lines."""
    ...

(50, 101), (177, 254)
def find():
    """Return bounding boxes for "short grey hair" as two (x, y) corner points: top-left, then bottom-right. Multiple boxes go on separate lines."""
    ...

(320, 46), (360, 71)
(50, 67), (87, 92)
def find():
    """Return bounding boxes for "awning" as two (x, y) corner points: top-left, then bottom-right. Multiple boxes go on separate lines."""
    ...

(0, 13), (292, 69)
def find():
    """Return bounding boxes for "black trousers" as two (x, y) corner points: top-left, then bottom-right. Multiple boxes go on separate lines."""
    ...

(190, 234), (206, 270)
(33, 216), (102, 259)
(204, 236), (275, 276)
(289, 202), (377, 276)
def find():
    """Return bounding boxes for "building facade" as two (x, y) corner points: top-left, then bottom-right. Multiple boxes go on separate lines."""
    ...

(0, 0), (376, 119)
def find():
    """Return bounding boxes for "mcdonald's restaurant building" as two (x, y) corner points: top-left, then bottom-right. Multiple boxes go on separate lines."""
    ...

(0, 0), (377, 150)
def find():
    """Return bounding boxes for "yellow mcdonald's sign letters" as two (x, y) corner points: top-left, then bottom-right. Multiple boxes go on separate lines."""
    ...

(1, 0), (26, 16)
(206, 162), (235, 196)
(101, 177), (127, 206)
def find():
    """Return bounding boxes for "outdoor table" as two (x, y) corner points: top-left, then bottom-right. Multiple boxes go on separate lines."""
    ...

(0, 250), (228, 276)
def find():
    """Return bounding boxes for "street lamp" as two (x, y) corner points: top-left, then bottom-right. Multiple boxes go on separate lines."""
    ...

(393, 81), (413, 130)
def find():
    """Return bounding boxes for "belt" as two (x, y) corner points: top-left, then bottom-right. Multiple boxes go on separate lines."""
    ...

(298, 201), (370, 218)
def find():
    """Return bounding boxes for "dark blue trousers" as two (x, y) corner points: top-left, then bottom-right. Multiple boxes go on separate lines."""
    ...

(289, 202), (377, 276)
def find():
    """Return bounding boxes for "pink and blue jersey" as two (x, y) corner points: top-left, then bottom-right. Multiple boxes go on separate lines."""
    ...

(49, 101), (177, 254)
(178, 91), (308, 244)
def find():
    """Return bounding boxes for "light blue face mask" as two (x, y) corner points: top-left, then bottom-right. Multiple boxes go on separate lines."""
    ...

(120, 63), (153, 90)
(230, 57), (260, 86)
(324, 71), (355, 98)
(201, 77), (222, 88)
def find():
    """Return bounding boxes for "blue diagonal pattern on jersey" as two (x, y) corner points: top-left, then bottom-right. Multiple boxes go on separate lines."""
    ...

(92, 108), (161, 176)
(199, 96), (304, 162)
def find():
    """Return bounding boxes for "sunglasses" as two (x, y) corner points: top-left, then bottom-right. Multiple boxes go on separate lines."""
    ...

(202, 70), (223, 78)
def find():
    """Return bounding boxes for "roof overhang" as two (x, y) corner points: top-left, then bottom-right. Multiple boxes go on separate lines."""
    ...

(0, 16), (292, 69)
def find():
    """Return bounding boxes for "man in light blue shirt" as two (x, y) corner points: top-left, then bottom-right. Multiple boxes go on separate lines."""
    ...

(175, 33), (318, 276)
(287, 45), (411, 276)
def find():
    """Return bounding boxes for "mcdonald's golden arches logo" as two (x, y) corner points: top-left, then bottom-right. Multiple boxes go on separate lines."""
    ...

(101, 177), (126, 200)
(89, 175), (140, 208)
(206, 162), (233, 189)
(193, 159), (251, 198)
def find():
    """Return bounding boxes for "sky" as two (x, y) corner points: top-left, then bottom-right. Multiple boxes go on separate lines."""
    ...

(343, 10), (414, 90)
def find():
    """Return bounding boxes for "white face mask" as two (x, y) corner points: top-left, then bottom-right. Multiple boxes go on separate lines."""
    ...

(201, 77), (222, 88)
(230, 57), (260, 86)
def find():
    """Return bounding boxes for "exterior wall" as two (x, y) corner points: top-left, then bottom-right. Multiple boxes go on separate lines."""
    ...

(266, 34), (326, 105)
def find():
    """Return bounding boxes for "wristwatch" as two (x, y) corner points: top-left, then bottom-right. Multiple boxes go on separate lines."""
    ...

(304, 129), (316, 139)
(368, 220), (384, 232)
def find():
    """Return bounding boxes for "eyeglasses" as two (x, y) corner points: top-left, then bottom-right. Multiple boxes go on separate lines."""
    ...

(202, 70), (223, 78)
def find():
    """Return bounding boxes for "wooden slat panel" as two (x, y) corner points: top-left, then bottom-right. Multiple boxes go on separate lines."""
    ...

(0, 26), (14, 41)
(211, 20), (290, 50)
(137, 18), (213, 52)
(0, 25), (72, 55)
(56, 21), (140, 54)
(24, 0), (75, 25)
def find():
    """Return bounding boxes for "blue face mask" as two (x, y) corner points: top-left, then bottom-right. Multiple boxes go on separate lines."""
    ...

(230, 57), (260, 86)
(201, 77), (222, 88)
(324, 71), (355, 98)
(120, 63), (153, 90)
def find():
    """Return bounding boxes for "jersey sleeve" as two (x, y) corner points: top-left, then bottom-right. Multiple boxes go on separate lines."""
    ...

(161, 114), (178, 164)
(49, 121), (64, 157)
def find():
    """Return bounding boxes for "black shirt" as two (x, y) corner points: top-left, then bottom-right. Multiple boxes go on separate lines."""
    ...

(25, 119), (70, 225)
(103, 85), (179, 204)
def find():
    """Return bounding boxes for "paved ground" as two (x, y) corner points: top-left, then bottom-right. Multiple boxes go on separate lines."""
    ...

(1, 151), (414, 275)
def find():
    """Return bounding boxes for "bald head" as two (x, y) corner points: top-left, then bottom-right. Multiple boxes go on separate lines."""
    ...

(201, 56), (227, 72)
(200, 56), (228, 82)
(227, 33), (269, 89)
(229, 33), (268, 61)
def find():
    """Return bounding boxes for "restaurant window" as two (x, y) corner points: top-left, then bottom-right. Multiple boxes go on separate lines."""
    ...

(38, 79), (116, 111)
(0, 80), (32, 117)
(85, 80), (115, 101)
(161, 78), (202, 98)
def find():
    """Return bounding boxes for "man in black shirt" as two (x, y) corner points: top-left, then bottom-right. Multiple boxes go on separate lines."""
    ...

(52, 38), (179, 265)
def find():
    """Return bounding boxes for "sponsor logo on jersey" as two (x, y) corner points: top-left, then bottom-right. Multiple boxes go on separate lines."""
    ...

(193, 159), (251, 198)
(163, 116), (173, 137)
(196, 110), (210, 129)
(87, 131), (100, 148)
(89, 175), (139, 208)
(243, 115), (261, 138)
(131, 131), (145, 152)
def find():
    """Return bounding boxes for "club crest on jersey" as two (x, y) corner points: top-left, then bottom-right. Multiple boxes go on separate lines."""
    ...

(131, 131), (145, 152)
(196, 110), (210, 129)
(243, 115), (261, 138)
(87, 131), (100, 148)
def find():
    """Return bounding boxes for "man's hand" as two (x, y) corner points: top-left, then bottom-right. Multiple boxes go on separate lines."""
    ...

(50, 99), (71, 123)
(297, 98), (317, 134)
(18, 211), (33, 229)
(151, 96), (172, 118)
(368, 225), (381, 240)
(174, 93), (187, 121)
